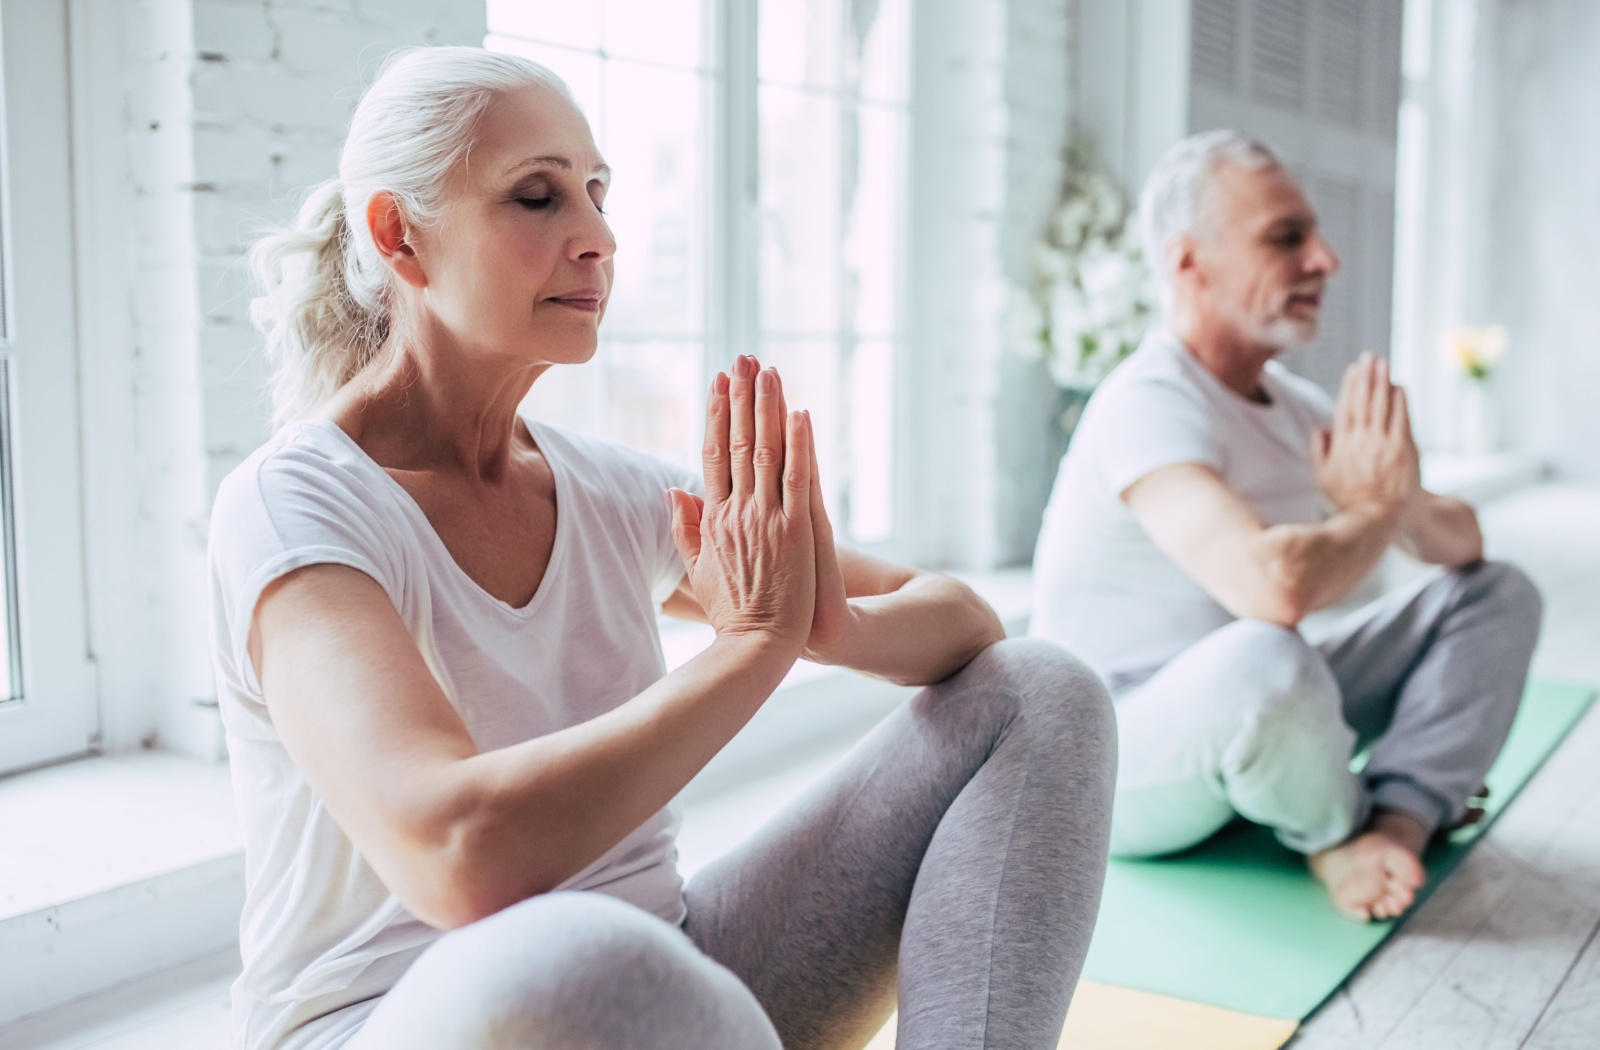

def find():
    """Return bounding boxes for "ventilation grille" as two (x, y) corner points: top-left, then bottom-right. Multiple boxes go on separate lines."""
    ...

(1249, 0), (1308, 111)
(1316, 0), (1364, 127)
(1300, 177), (1363, 392)
(1192, 0), (1241, 90)
(1370, 0), (1404, 139)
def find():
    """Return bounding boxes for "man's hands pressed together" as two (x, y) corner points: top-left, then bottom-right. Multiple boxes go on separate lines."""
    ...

(1313, 352), (1421, 522)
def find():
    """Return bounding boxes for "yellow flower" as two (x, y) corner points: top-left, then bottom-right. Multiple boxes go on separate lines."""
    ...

(1438, 325), (1508, 380)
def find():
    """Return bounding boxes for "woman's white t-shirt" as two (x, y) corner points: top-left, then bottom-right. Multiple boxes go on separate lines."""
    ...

(208, 418), (698, 1050)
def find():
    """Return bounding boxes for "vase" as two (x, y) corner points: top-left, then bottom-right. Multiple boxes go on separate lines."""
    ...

(1459, 379), (1499, 455)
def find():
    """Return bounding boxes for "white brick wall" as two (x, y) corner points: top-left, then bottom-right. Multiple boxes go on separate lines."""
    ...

(75, 0), (486, 756)
(187, 0), (488, 495)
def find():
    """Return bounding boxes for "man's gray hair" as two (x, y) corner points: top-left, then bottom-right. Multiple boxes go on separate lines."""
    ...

(1137, 129), (1283, 310)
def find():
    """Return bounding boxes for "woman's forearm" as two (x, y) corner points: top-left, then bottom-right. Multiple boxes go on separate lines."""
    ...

(410, 633), (798, 926)
(812, 573), (1004, 687)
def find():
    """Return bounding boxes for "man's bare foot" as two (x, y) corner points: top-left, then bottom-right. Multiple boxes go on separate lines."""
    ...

(1309, 810), (1430, 922)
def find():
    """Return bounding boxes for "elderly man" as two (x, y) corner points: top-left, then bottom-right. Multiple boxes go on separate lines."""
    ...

(1030, 130), (1542, 921)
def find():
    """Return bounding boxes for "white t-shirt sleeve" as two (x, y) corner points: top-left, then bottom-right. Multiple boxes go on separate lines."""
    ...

(209, 451), (403, 696)
(1090, 377), (1226, 496)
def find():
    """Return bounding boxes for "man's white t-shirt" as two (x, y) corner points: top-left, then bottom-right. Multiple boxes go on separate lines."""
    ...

(1029, 328), (1334, 689)
(208, 418), (698, 1050)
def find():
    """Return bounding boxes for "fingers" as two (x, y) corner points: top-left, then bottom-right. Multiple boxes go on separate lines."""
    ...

(1311, 427), (1332, 467)
(1390, 384), (1413, 442)
(666, 489), (704, 574)
(1372, 356), (1394, 430)
(1337, 358), (1361, 433)
(728, 355), (757, 498)
(1353, 352), (1378, 429)
(782, 408), (811, 516)
(807, 410), (835, 546)
(702, 372), (731, 503)
(754, 366), (785, 508)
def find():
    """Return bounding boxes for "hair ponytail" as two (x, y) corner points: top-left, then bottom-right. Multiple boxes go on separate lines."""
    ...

(247, 47), (575, 429)
(249, 178), (390, 428)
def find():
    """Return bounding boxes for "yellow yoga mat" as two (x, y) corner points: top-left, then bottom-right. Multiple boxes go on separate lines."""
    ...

(864, 983), (1297, 1050)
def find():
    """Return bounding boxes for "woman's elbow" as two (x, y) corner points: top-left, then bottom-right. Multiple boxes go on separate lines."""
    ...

(384, 796), (559, 930)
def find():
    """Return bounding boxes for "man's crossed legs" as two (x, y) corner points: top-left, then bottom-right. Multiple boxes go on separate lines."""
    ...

(1108, 560), (1542, 919)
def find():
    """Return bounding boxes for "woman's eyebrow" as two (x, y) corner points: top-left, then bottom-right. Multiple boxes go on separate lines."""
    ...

(505, 155), (612, 180)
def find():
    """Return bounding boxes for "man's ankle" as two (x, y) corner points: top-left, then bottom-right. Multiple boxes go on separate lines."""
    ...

(1369, 808), (1430, 856)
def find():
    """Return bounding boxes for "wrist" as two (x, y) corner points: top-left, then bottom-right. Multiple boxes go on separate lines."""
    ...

(801, 602), (864, 666)
(1342, 496), (1407, 533)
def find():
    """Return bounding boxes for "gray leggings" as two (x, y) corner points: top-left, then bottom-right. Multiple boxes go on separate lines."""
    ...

(342, 639), (1116, 1050)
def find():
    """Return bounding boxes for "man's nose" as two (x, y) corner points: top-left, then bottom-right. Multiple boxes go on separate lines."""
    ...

(1307, 233), (1340, 276)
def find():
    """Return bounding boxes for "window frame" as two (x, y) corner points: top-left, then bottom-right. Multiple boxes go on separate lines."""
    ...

(0, 0), (97, 774)
(491, 0), (920, 564)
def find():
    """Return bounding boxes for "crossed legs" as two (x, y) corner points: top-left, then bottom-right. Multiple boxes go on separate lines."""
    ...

(333, 639), (1116, 1050)
(1109, 561), (1541, 918)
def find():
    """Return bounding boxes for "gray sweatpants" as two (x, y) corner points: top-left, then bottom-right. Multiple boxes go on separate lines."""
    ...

(336, 639), (1116, 1050)
(1109, 560), (1542, 857)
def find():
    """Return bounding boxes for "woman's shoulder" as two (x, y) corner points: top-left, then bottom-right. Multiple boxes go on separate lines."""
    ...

(210, 420), (407, 572)
(527, 419), (702, 499)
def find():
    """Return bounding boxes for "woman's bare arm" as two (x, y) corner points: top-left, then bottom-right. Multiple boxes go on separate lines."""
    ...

(253, 566), (795, 930)
(254, 357), (816, 930)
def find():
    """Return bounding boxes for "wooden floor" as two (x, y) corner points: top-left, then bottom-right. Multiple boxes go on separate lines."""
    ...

(4, 482), (1598, 1050)
(1292, 484), (1600, 1050)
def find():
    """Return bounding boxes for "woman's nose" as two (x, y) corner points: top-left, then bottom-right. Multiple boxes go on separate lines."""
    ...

(574, 203), (616, 263)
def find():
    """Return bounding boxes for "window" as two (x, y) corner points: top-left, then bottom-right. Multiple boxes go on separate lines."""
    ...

(0, 0), (95, 773)
(486, 0), (909, 549)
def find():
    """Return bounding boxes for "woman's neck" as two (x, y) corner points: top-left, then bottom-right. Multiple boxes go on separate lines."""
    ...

(329, 326), (549, 482)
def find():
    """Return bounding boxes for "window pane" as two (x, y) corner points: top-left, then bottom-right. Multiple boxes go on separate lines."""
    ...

(604, 0), (705, 69)
(598, 340), (705, 468)
(0, 361), (18, 701)
(843, 102), (904, 338)
(760, 0), (842, 91)
(759, 84), (841, 335)
(856, 0), (910, 104)
(845, 337), (894, 544)
(487, 2), (602, 52)
(601, 61), (706, 338)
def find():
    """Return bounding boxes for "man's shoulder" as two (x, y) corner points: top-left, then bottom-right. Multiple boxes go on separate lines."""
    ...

(1084, 334), (1213, 423)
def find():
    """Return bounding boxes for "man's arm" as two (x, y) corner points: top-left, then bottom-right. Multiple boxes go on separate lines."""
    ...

(1124, 353), (1422, 626)
(1125, 463), (1403, 626)
(1397, 490), (1484, 566)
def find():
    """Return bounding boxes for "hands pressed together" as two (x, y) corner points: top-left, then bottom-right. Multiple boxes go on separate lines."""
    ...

(667, 355), (852, 659)
(1313, 352), (1422, 518)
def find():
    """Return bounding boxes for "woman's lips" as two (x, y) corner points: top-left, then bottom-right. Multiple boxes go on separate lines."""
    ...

(548, 296), (604, 313)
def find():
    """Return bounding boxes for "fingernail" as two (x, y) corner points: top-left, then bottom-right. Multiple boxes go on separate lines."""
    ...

(714, 371), (728, 394)
(760, 368), (774, 392)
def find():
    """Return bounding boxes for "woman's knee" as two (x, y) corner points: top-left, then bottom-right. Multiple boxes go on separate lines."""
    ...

(380, 893), (778, 1049)
(965, 637), (1112, 723)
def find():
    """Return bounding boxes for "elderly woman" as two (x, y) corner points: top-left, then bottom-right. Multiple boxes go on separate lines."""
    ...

(209, 46), (1114, 1050)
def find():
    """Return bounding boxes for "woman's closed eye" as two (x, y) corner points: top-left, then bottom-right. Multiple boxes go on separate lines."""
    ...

(517, 195), (555, 211)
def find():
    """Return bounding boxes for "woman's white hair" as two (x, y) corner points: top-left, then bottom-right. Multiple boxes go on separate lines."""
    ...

(1136, 129), (1282, 311)
(248, 46), (574, 429)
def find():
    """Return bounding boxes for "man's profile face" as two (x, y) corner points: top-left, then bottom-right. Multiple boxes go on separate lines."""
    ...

(1183, 162), (1340, 351)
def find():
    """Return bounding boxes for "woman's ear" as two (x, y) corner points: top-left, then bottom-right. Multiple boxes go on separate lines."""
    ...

(366, 191), (428, 289)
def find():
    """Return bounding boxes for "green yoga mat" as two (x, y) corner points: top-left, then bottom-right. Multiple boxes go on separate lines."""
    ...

(1080, 680), (1598, 1022)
